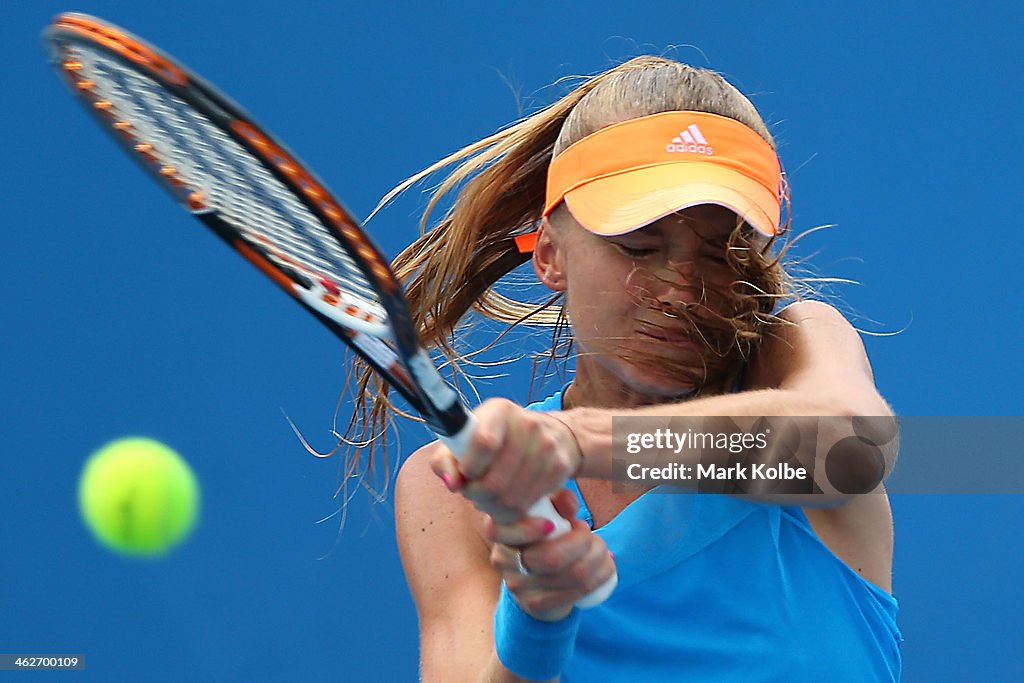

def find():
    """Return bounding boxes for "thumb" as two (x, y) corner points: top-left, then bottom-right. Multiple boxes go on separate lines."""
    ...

(428, 442), (465, 492)
(549, 487), (581, 522)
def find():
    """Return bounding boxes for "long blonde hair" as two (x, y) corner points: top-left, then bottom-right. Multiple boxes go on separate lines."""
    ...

(336, 56), (794, 486)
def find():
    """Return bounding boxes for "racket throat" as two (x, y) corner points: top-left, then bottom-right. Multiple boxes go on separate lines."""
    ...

(406, 350), (470, 438)
(293, 280), (390, 338)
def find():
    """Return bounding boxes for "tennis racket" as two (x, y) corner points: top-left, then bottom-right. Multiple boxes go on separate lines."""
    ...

(44, 13), (615, 607)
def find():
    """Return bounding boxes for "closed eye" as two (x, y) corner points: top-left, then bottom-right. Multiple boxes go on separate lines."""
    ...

(699, 243), (731, 265)
(702, 251), (729, 265)
(615, 244), (658, 258)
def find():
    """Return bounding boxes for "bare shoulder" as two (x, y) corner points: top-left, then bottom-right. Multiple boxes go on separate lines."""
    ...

(748, 301), (881, 411)
(395, 444), (502, 679)
(394, 444), (495, 618)
(772, 300), (871, 375)
(395, 443), (460, 523)
(778, 298), (851, 321)
(395, 443), (491, 581)
(763, 304), (895, 591)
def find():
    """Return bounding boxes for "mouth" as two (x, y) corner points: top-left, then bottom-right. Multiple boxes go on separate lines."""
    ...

(637, 329), (696, 345)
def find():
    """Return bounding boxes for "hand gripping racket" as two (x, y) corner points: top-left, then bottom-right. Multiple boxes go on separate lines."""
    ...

(44, 13), (615, 607)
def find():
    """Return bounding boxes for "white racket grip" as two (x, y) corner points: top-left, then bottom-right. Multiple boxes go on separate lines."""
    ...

(528, 496), (618, 608)
(438, 411), (617, 608)
(437, 410), (478, 458)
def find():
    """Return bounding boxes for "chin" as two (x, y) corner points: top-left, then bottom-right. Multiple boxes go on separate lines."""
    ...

(615, 364), (699, 403)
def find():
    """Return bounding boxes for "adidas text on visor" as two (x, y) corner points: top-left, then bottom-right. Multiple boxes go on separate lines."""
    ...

(543, 111), (785, 237)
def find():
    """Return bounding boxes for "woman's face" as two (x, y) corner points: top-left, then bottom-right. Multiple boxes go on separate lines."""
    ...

(545, 204), (740, 400)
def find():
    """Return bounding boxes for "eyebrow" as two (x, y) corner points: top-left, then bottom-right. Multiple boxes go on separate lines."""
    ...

(627, 223), (668, 238)
(631, 217), (732, 241)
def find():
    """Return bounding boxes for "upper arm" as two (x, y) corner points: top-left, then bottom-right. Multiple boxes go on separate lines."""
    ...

(395, 444), (502, 681)
(747, 303), (897, 584)
(746, 300), (888, 416)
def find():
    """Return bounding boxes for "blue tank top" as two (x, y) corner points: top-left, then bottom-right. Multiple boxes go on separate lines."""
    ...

(527, 386), (902, 682)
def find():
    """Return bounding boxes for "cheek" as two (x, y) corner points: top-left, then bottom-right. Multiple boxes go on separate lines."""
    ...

(566, 279), (638, 343)
(699, 271), (732, 299)
(561, 241), (644, 335)
(701, 266), (741, 311)
(568, 261), (636, 309)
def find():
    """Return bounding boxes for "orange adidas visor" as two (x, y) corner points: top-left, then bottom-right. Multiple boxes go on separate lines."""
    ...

(543, 111), (784, 238)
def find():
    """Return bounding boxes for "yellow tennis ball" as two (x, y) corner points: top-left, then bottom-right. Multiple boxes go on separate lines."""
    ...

(79, 437), (200, 557)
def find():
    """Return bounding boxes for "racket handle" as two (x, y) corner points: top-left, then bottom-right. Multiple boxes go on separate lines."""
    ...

(438, 411), (617, 608)
(526, 495), (618, 608)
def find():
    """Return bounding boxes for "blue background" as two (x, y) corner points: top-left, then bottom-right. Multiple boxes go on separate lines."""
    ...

(2, 1), (1021, 680)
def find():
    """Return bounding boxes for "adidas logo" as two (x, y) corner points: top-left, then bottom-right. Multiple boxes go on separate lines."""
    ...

(666, 124), (713, 155)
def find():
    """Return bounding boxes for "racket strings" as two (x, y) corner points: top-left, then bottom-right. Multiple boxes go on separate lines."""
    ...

(70, 44), (385, 320)
(60, 37), (439, 411)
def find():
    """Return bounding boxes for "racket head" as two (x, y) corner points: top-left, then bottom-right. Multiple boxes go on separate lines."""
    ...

(44, 13), (465, 435)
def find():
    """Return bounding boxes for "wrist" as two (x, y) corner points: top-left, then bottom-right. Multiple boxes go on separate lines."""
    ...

(494, 583), (581, 680)
(547, 412), (583, 479)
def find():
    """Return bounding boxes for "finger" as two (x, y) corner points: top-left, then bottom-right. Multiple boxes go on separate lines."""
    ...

(459, 482), (519, 523)
(549, 487), (581, 522)
(471, 418), (536, 510)
(509, 586), (577, 622)
(457, 401), (510, 481)
(484, 514), (557, 547)
(490, 542), (534, 579)
(518, 419), (578, 508)
(563, 534), (616, 599)
(501, 537), (613, 620)
(524, 532), (612, 595)
(513, 428), (562, 510)
(428, 442), (465, 493)
(487, 427), (571, 514)
(518, 528), (592, 578)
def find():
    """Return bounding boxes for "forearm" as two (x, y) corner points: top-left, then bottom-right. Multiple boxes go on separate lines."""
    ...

(565, 387), (894, 505)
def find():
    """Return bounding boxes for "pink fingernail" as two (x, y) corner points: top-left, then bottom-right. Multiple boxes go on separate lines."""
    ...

(542, 520), (556, 536)
(609, 551), (616, 561)
(440, 473), (455, 491)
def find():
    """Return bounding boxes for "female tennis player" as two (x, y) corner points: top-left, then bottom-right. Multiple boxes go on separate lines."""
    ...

(379, 56), (900, 681)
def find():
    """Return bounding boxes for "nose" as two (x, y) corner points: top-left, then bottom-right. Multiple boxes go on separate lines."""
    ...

(649, 259), (700, 310)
